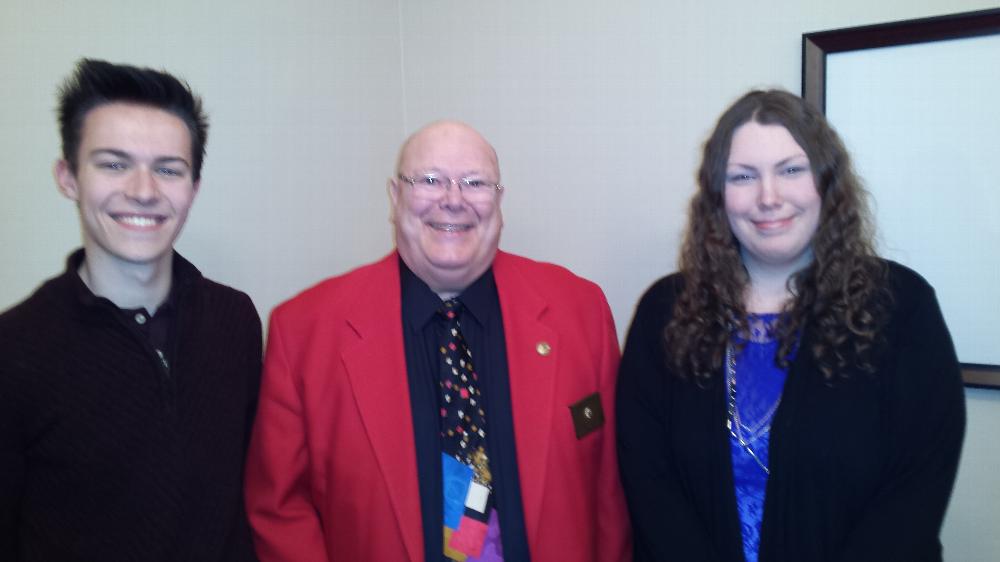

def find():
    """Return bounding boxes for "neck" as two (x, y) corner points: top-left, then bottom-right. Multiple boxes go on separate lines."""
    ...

(78, 248), (173, 313)
(741, 249), (812, 314)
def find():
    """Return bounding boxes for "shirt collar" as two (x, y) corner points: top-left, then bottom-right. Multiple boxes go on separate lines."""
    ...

(399, 256), (496, 331)
(65, 248), (201, 313)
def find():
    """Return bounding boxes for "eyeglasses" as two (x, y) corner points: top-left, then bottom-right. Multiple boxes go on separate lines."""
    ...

(398, 173), (503, 202)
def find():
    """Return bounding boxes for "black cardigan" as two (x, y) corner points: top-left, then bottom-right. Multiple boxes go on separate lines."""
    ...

(616, 260), (965, 562)
(0, 251), (262, 562)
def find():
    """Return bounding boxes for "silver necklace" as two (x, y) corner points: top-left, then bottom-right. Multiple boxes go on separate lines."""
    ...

(735, 386), (781, 442)
(725, 343), (776, 475)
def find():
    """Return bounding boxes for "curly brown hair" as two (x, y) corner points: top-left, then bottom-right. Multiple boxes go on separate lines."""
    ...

(666, 89), (890, 383)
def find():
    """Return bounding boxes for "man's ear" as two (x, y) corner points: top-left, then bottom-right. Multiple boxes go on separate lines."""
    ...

(387, 177), (401, 204)
(387, 177), (400, 222)
(54, 159), (80, 202)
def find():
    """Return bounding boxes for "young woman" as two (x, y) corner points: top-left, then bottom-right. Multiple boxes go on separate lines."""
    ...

(617, 89), (965, 562)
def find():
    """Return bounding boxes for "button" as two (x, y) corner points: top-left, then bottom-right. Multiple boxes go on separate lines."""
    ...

(134, 312), (147, 325)
(535, 342), (551, 356)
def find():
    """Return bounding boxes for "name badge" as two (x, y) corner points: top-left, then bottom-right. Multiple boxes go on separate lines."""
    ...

(569, 392), (604, 439)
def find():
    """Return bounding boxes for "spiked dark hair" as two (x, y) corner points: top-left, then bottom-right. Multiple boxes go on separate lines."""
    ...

(57, 58), (208, 180)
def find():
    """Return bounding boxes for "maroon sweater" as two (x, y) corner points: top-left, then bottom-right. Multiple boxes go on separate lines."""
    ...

(0, 250), (262, 561)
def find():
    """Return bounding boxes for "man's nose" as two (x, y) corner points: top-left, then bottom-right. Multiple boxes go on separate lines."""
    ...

(441, 178), (466, 207)
(125, 168), (160, 203)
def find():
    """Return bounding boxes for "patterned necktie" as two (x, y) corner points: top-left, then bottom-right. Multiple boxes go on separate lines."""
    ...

(438, 299), (503, 561)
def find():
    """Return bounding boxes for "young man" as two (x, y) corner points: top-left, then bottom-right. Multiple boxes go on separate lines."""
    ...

(245, 121), (631, 561)
(0, 59), (261, 562)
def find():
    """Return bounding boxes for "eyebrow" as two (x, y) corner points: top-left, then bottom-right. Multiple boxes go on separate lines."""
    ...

(414, 169), (495, 180)
(727, 154), (809, 170)
(89, 148), (191, 168)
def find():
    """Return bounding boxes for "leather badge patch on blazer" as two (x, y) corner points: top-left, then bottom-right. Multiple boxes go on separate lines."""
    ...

(569, 392), (604, 439)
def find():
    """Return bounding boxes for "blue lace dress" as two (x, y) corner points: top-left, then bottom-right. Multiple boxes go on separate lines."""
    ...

(727, 314), (792, 562)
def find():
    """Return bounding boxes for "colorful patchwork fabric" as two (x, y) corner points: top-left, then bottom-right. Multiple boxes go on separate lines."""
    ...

(438, 300), (503, 561)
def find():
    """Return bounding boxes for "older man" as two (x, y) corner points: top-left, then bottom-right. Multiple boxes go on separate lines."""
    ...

(245, 121), (630, 561)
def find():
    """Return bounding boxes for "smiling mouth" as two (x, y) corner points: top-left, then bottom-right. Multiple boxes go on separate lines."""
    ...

(752, 217), (794, 230)
(111, 213), (167, 228)
(427, 221), (473, 232)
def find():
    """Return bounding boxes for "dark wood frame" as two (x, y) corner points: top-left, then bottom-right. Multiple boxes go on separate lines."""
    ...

(803, 8), (1000, 111)
(802, 8), (1000, 388)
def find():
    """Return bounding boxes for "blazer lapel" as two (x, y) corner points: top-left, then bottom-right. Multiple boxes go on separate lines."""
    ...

(341, 255), (423, 562)
(493, 252), (559, 543)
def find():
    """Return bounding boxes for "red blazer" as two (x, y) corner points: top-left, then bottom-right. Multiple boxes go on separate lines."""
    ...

(245, 251), (630, 561)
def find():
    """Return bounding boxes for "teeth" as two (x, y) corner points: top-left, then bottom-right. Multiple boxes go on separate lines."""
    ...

(116, 215), (160, 227)
(430, 222), (471, 232)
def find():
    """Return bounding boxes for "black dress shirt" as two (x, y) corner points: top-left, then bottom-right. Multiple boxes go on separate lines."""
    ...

(118, 284), (178, 373)
(400, 259), (530, 562)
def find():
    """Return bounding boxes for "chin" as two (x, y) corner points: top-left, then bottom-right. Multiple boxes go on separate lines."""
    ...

(427, 259), (474, 274)
(424, 246), (476, 267)
(108, 245), (174, 266)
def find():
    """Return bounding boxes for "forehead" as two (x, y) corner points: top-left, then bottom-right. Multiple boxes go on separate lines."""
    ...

(399, 124), (498, 176)
(79, 102), (192, 158)
(728, 121), (805, 161)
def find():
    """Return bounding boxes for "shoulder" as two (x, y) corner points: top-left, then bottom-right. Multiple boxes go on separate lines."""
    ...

(194, 276), (255, 306)
(0, 274), (80, 384)
(493, 253), (619, 343)
(875, 259), (945, 335)
(879, 257), (952, 328)
(882, 259), (936, 304)
(620, 272), (683, 356)
(192, 276), (261, 323)
(0, 274), (70, 337)
(494, 251), (605, 302)
(173, 251), (259, 320)
(272, 254), (395, 322)
(633, 272), (684, 321)
(495, 251), (591, 284)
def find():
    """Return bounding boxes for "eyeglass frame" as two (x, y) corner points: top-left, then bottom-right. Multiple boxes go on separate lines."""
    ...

(396, 173), (504, 201)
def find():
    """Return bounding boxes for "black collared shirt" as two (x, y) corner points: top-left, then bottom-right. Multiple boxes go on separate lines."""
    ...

(400, 259), (530, 562)
(70, 249), (184, 374)
(119, 289), (178, 373)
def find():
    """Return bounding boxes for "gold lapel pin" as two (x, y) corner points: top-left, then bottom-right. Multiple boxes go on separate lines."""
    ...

(536, 341), (552, 356)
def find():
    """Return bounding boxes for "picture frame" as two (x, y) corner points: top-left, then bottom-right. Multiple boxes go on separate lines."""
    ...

(802, 9), (1000, 388)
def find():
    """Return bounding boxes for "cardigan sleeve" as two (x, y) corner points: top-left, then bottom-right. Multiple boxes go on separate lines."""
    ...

(617, 280), (722, 561)
(833, 279), (966, 561)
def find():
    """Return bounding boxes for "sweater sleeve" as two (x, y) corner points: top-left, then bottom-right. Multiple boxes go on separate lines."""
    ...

(834, 280), (966, 561)
(224, 293), (264, 562)
(616, 281), (722, 561)
(0, 370), (24, 557)
(243, 298), (264, 452)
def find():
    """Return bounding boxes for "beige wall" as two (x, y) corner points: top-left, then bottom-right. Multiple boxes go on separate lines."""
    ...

(2, 0), (997, 559)
(0, 0), (405, 315)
